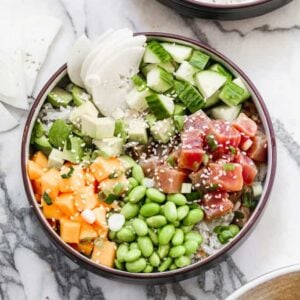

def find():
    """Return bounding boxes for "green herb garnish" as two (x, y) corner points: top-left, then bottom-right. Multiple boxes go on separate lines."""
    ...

(229, 146), (237, 154)
(185, 191), (203, 201)
(61, 166), (74, 179)
(206, 134), (218, 151)
(104, 194), (119, 204)
(42, 192), (53, 205)
(223, 163), (235, 171)
(166, 155), (176, 167)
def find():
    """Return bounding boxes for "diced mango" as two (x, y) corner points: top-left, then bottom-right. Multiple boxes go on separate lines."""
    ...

(79, 223), (98, 242)
(32, 179), (43, 195)
(91, 240), (116, 267)
(55, 193), (76, 217)
(74, 186), (98, 212)
(93, 206), (107, 228)
(32, 151), (48, 168)
(41, 199), (63, 220)
(93, 224), (109, 239)
(28, 160), (44, 180)
(40, 168), (60, 199)
(60, 218), (81, 244)
(85, 171), (96, 186)
(59, 165), (85, 193)
(35, 193), (41, 203)
(78, 242), (94, 256)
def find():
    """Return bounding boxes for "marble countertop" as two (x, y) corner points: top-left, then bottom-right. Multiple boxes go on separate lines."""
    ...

(0, 0), (300, 299)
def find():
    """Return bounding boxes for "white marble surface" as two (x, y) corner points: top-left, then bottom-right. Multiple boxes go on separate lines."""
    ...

(0, 0), (300, 299)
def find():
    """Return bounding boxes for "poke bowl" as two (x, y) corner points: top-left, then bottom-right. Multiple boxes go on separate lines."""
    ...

(21, 30), (276, 283)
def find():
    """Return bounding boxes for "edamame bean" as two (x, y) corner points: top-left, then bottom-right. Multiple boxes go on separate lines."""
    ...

(164, 202), (177, 223)
(126, 258), (147, 273)
(145, 198), (153, 204)
(158, 257), (173, 272)
(140, 203), (160, 217)
(149, 252), (161, 267)
(172, 229), (184, 246)
(124, 249), (142, 262)
(114, 259), (124, 270)
(169, 245), (186, 258)
(183, 208), (204, 226)
(116, 243), (129, 262)
(146, 215), (167, 228)
(229, 224), (240, 236)
(172, 220), (180, 227)
(143, 264), (154, 273)
(109, 230), (117, 240)
(167, 194), (187, 206)
(185, 231), (203, 245)
(128, 177), (138, 191)
(132, 165), (144, 183)
(130, 242), (139, 250)
(158, 224), (175, 245)
(177, 205), (189, 221)
(137, 236), (154, 257)
(128, 186), (146, 203)
(184, 240), (199, 256)
(158, 244), (170, 259)
(218, 230), (233, 244)
(132, 218), (148, 236)
(148, 228), (159, 245)
(169, 264), (177, 271)
(146, 188), (166, 203)
(175, 256), (191, 268)
(181, 225), (193, 233)
(121, 203), (140, 220)
(117, 227), (136, 242)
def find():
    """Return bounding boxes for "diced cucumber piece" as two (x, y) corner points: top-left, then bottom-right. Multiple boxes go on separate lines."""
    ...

(69, 101), (98, 128)
(211, 104), (242, 122)
(174, 115), (185, 132)
(147, 66), (174, 93)
(120, 155), (136, 170)
(204, 91), (220, 108)
(141, 62), (176, 76)
(174, 103), (186, 115)
(125, 88), (151, 112)
(114, 120), (127, 142)
(131, 74), (147, 92)
(145, 114), (157, 127)
(150, 118), (175, 144)
(161, 43), (193, 63)
(233, 78), (251, 101)
(175, 81), (205, 113)
(175, 61), (199, 86)
(64, 136), (84, 163)
(34, 135), (52, 156)
(93, 137), (123, 157)
(81, 115), (115, 139)
(143, 40), (172, 64)
(48, 119), (71, 148)
(181, 183), (192, 194)
(146, 94), (174, 120)
(127, 119), (148, 144)
(47, 87), (73, 108)
(209, 64), (232, 81)
(65, 83), (74, 92)
(219, 81), (245, 106)
(252, 182), (263, 198)
(48, 149), (65, 169)
(72, 85), (91, 106)
(195, 70), (227, 99)
(189, 50), (210, 70)
(111, 108), (125, 120)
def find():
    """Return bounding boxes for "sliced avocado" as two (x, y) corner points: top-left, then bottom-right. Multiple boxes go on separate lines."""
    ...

(72, 85), (91, 106)
(150, 118), (175, 144)
(48, 149), (65, 169)
(48, 120), (71, 148)
(31, 120), (45, 144)
(34, 135), (52, 156)
(69, 101), (98, 128)
(47, 87), (73, 108)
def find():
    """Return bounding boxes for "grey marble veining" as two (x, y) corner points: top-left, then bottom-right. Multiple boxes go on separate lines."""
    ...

(0, 0), (300, 299)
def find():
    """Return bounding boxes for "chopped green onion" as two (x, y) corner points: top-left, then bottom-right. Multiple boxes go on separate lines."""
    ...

(242, 188), (257, 209)
(174, 115), (185, 131)
(61, 166), (74, 179)
(223, 163), (235, 171)
(104, 194), (119, 204)
(94, 237), (104, 247)
(234, 211), (245, 220)
(202, 153), (209, 166)
(131, 74), (147, 91)
(185, 191), (203, 201)
(166, 155), (176, 167)
(42, 192), (53, 205)
(206, 135), (218, 151)
(108, 170), (120, 179)
(229, 146), (237, 154)
(113, 183), (124, 195)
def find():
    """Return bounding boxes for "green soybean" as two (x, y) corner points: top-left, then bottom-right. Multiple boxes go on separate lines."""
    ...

(169, 263), (177, 271)
(121, 203), (140, 220)
(164, 202), (177, 223)
(169, 245), (186, 258)
(114, 259), (124, 270)
(158, 244), (170, 259)
(138, 236), (154, 257)
(172, 229), (184, 246)
(143, 264), (154, 273)
(158, 257), (173, 272)
(132, 218), (148, 236)
(117, 227), (135, 242)
(109, 230), (117, 240)
(116, 244), (129, 262)
(148, 228), (159, 245)
(132, 165), (144, 183)
(158, 224), (175, 245)
(128, 186), (146, 203)
(185, 231), (203, 245)
(145, 197), (153, 204)
(149, 252), (161, 267)
(184, 240), (199, 256)
(175, 256), (191, 268)
(183, 208), (204, 225)
(140, 203), (160, 217)
(167, 194), (187, 206)
(172, 220), (180, 227)
(124, 249), (142, 262)
(146, 215), (167, 228)
(128, 177), (138, 191)
(229, 224), (240, 236)
(126, 258), (147, 273)
(146, 188), (166, 203)
(130, 242), (139, 250)
(181, 225), (193, 233)
(177, 205), (189, 221)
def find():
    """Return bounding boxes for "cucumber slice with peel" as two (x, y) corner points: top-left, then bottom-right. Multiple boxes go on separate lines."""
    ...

(147, 66), (174, 93)
(125, 88), (151, 112)
(204, 91), (221, 108)
(233, 78), (251, 101)
(175, 61), (199, 85)
(219, 81), (245, 106)
(146, 94), (174, 120)
(211, 104), (241, 122)
(209, 64), (232, 82)
(143, 40), (172, 64)
(161, 43), (193, 63)
(189, 50), (210, 70)
(150, 118), (175, 144)
(141, 62), (176, 76)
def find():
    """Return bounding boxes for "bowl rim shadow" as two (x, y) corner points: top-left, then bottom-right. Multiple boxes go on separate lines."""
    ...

(21, 32), (277, 283)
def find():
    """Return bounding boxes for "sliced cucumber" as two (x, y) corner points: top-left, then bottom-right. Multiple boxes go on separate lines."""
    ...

(204, 91), (221, 108)
(181, 183), (192, 194)
(145, 114), (157, 127)
(147, 66), (174, 93)
(209, 64), (232, 81)
(173, 103), (186, 115)
(146, 94), (174, 120)
(72, 85), (91, 106)
(69, 101), (98, 128)
(252, 182), (263, 198)
(143, 40), (172, 64)
(93, 137), (123, 157)
(161, 43), (193, 63)
(114, 119), (128, 142)
(175, 61), (199, 85)
(141, 61), (176, 76)
(127, 119), (148, 144)
(173, 115), (185, 132)
(195, 70), (227, 99)
(189, 50), (210, 70)
(47, 87), (73, 108)
(131, 74), (147, 92)
(125, 88), (151, 112)
(219, 81), (245, 106)
(150, 118), (175, 144)
(211, 104), (242, 122)
(233, 78), (251, 101)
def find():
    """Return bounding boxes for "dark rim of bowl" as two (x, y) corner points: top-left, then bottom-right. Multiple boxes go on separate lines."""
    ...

(180, 0), (272, 9)
(21, 32), (277, 281)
